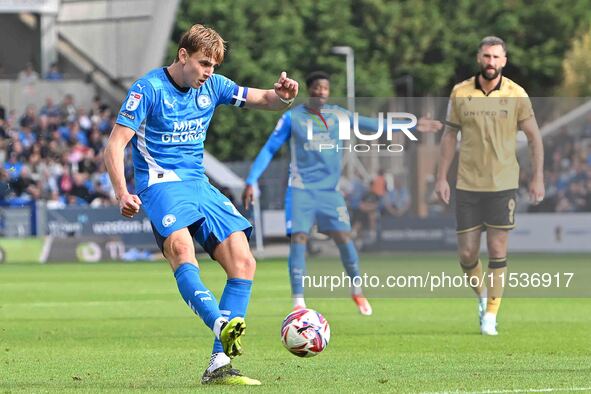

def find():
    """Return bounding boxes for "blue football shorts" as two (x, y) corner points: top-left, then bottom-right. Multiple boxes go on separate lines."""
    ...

(285, 187), (351, 235)
(139, 180), (252, 258)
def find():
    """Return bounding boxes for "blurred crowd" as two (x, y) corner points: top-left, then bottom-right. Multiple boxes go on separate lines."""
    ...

(343, 170), (411, 243)
(523, 117), (591, 213)
(0, 93), (124, 208)
(13, 61), (64, 83)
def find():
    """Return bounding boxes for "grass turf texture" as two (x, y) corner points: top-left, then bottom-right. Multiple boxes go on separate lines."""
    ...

(0, 238), (43, 264)
(1, 254), (590, 393)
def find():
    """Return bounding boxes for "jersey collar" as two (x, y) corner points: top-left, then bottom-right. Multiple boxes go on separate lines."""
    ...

(474, 73), (503, 96)
(163, 67), (190, 93)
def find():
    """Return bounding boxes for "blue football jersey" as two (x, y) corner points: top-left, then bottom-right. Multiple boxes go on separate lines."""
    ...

(116, 67), (248, 194)
(246, 104), (379, 190)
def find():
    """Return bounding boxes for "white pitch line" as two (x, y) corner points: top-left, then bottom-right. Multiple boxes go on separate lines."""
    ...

(422, 387), (591, 394)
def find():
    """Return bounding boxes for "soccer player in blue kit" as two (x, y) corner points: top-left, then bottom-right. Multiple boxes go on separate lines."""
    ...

(242, 71), (441, 315)
(104, 24), (298, 386)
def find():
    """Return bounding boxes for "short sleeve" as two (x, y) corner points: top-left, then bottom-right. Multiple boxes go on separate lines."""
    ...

(116, 79), (155, 132)
(211, 74), (249, 108)
(516, 90), (534, 123)
(446, 87), (461, 127)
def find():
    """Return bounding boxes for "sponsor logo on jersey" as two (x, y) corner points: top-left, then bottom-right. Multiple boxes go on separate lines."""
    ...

(463, 110), (498, 117)
(119, 111), (135, 120)
(161, 130), (205, 144)
(159, 118), (207, 144)
(173, 118), (205, 132)
(125, 92), (142, 111)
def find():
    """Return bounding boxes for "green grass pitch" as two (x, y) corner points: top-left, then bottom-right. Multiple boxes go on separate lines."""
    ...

(1, 254), (590, 393)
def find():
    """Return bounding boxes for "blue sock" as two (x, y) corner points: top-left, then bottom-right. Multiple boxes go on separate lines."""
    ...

(288, 242), (307, 297)
(174, 263), (221, 331)
(212, 278), (253, 354)
(337, 241), (361, 279)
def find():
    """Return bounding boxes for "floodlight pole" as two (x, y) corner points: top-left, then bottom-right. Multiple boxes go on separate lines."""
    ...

(331, 46), (355, 113)
(331, 46), (357, 179)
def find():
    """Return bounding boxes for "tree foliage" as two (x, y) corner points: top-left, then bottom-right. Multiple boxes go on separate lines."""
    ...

(561, 24), (591, 97)
(170, 0), (591, 160)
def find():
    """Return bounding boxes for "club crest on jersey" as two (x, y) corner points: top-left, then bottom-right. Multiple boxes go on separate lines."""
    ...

(162, 214), (176, 228)
(125, 92), (142, 111)
(197, 94), (212, 109)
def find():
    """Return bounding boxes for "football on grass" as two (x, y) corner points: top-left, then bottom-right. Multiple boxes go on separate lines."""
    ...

(280, 308), (330, 357)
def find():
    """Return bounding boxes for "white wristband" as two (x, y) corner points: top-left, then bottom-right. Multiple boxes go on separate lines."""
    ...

(279, 96), (295, 106)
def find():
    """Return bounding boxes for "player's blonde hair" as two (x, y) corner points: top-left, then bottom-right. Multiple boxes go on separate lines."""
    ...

(175, 24), (226, 64)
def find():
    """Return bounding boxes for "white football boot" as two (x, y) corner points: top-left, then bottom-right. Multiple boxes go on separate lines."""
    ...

(480, 312), (498, 336)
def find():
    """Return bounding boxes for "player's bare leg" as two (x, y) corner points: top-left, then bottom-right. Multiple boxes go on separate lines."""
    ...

(457, 228), (486, 296)
(457, 228), (487, 325)
(163, 227), (199, 270)
(481, 227), (509, 335)
(215, 231), (256, 280)
(330, 231), (372, 316)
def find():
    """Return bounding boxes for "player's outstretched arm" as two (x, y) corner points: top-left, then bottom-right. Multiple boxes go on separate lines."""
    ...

(242, 113), (292, 209)
(104, 124), (142, 218)
(245, 71), (299, 110)
(519, 116), (545, 204)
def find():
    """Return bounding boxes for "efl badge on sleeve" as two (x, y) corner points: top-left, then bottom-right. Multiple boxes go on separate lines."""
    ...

(125, 92), (143, 111)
